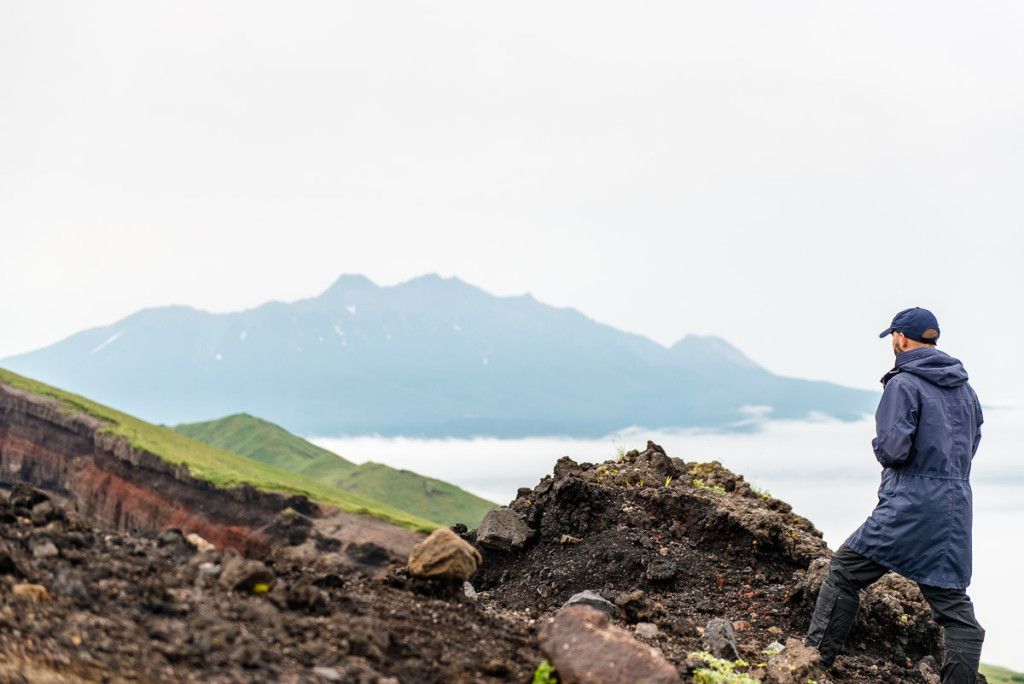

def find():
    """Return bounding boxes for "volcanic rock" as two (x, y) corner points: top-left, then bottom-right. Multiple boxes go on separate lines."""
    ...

(702, 617), (740, 660)
(477, 507), (532, 551)
(538, 604), (678, 684)
(407, 527), (481, 581)
(764, 637), (822, 684)
(564, 590), (618, 618)
(616, 590), (667, 624)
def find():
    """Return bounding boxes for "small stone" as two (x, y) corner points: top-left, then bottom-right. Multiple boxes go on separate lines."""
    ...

(635, 622), (659, 639)
(702, 618), (739, 660)
(186, 533), (216, 553)
(229, 639), (263, 668)
(483, 659), (511, 676)
(768, 626), (783, 635)
(312, 667), (343, 682)
(408, 527), (481, 581)
(219, 548), (275, 592)
(463, 582), (478, 599)
(194, 562), (222, 589)
(12, 583), (52, 602)
(560, 534), (582, 544)
(615, 590), (666, 624)
(32, 540), (59, 559)
(732, 620), (753, 632)
(53, 568), (90, 602)
(764, 637), (822, 684)
(916, 656), (941, 684)
(157, 528), (194, 556)
(645, 557), (677, 581)
(30, 501), (62, 525)
(563, 590), (618, 618)
(285, 577), (329, 611)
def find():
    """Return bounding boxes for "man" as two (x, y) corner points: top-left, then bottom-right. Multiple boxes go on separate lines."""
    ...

(806, 307), (985, 683)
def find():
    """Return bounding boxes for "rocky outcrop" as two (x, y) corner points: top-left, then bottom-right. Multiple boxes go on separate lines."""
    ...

(0, 383), (420, 566)
(468, 441), (945, 681)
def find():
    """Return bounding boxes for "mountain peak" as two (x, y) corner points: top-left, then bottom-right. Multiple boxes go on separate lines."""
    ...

(397, 274), (477, 292)
(318, 274), (380, 299)
(668, 335), (763, 371)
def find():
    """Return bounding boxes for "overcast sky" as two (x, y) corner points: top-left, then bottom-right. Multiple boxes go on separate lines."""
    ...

(2, 2), (1021, 403)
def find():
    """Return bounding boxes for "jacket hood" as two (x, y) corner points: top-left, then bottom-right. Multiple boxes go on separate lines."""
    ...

(883, 347), (969, 388)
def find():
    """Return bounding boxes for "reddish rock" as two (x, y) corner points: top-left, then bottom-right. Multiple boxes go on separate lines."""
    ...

(538, 605), (678, 684)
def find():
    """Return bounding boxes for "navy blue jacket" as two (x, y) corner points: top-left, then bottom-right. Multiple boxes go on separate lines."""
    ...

(845, 347), (983, 589)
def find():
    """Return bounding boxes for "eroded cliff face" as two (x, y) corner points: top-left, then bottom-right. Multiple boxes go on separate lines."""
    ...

(0, 383), (421, 567)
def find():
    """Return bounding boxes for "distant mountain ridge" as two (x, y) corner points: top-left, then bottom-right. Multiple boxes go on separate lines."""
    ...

(1, 274), (877, 437)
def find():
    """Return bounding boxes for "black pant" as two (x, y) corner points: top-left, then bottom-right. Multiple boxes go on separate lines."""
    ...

(805, 545), (984, 683)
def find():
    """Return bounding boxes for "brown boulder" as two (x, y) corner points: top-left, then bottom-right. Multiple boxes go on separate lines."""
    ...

(538, 605), (678, 684)
(408, 528), (481, 581)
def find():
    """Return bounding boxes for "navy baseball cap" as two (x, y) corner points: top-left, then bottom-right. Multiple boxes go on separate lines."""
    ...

(879, 307), (940, 343)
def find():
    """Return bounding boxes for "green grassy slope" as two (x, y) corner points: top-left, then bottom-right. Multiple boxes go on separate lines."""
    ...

(0, 367), (436, 533)
(981, 664), (1024, 682)
(173, 413), (357, 472)
(174, 413), (497, 528)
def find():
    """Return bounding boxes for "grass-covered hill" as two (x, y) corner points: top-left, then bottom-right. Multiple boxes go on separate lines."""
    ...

(981, 663), (1024, 682)
(0, 367), (437, 533)
(172, 413), (497, 528)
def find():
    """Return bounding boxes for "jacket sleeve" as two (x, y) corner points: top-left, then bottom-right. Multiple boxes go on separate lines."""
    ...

(871, 377), (918, 468)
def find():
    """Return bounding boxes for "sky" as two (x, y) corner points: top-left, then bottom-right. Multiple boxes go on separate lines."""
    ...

(2, 2), (1022, 404)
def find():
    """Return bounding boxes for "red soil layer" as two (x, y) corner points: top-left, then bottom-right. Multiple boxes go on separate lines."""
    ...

(0, 383), (314, 558)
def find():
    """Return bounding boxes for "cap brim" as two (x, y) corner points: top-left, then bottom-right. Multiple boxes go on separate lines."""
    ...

(879, 327), (895, 338)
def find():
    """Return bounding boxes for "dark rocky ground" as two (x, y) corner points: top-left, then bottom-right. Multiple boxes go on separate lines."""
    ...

(0, 442), (974, 683)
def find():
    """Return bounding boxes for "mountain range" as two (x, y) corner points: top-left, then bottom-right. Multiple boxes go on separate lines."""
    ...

(1, 274), (878, 437)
